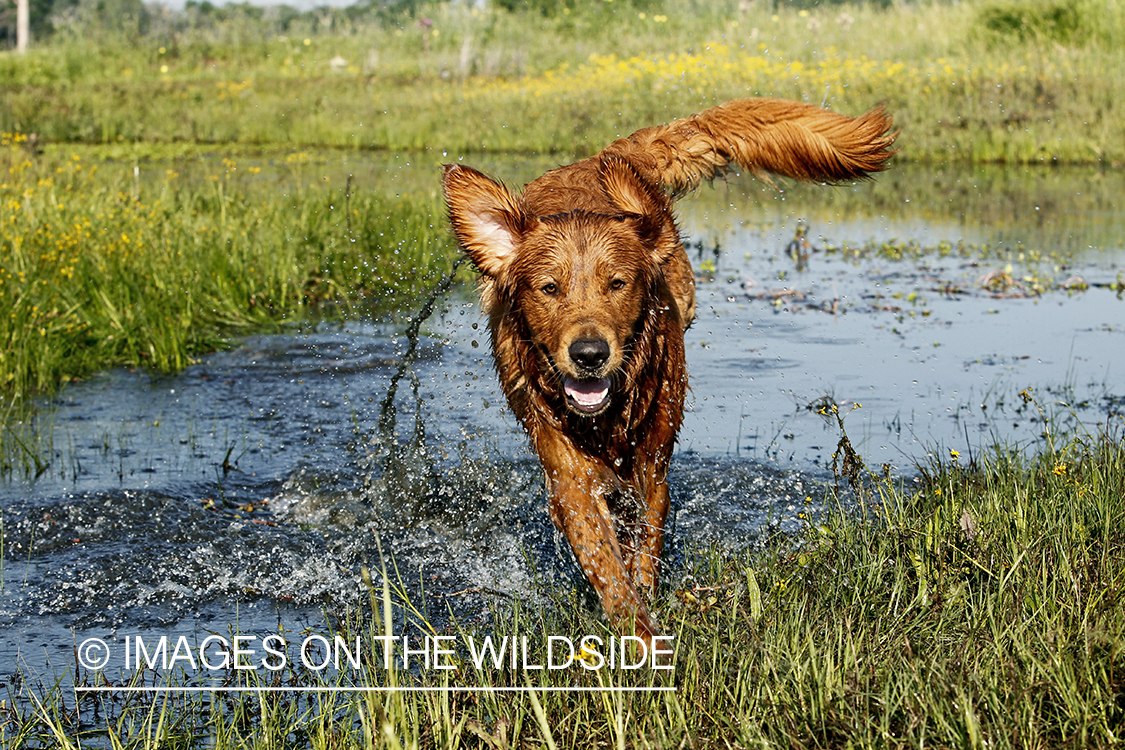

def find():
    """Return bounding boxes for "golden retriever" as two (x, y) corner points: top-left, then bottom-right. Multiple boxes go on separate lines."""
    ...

(443, 98), (896, 644)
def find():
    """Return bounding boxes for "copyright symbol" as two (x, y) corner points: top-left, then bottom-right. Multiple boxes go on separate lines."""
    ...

(77, 638), (111, 670)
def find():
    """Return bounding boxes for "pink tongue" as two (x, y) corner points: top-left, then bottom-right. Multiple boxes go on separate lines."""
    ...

(564, 378), (611, 408)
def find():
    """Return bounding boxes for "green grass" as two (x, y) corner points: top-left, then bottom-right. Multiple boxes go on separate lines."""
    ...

(0, 140), (458, 403)
(2, 0), (1124, 163)
(4, 418), (1123, 748)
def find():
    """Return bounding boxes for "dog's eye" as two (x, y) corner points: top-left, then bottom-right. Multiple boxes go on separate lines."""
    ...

(541, 282), (558, 295)
(610, 279), (627, 291)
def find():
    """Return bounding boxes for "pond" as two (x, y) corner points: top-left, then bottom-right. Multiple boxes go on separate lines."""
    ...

(1, 158), (1123, 683)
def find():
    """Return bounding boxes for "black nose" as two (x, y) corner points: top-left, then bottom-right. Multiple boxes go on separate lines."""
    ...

(569, 338), (610, 372)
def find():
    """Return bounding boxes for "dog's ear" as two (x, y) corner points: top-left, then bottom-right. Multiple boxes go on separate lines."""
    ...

(599, 157), (676, 264)
(599, 156), (664, 217)
(442, 164), (527, 278)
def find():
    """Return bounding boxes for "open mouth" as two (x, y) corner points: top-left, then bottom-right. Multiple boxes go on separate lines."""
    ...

(563, 377), (612, 414)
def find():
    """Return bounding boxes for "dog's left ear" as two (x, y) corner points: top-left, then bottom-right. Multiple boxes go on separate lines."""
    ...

(599, 156), (676, 264)
(442, 164), (527, 279)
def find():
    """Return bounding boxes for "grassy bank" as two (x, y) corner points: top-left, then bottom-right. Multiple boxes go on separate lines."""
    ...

(2, 0), (1125, 163)
(4, 422), (1123, 748)
(0, 138), (457, 402)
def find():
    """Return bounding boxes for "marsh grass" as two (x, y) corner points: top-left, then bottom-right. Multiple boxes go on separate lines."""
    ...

(2, 0), (1124, 163)
(4, 414), (1123, 748)
(0, 401), (54, 479)
(0, 141), (458, 403)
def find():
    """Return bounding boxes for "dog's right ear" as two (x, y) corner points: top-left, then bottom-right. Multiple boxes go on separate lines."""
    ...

(442, 164), (526, 278)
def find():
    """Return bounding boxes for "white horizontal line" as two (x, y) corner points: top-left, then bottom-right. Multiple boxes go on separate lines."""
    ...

(75, 686), (675, 693)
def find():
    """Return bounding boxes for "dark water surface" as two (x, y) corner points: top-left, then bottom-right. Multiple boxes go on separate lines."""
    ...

(2, 160), (1123, 683)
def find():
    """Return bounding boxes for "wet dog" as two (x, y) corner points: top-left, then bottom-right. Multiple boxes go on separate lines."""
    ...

(443, 98), (895, 642)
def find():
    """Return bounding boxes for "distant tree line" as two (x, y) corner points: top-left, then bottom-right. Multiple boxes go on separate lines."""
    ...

(0, 0), (434, 48)
(3, 0), (1100, 50)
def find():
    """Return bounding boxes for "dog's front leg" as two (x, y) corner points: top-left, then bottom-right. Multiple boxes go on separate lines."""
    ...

(627, 461), (671, 597)
(540, 447), (661, 641)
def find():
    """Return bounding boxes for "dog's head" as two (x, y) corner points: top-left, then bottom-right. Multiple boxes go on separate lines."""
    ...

(443, 158), (681, 417)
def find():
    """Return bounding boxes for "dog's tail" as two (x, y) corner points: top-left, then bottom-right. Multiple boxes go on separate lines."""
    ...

(605, 98), (897, 198)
